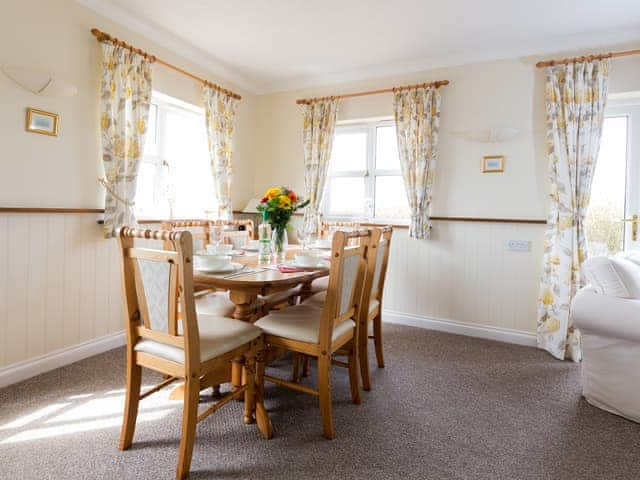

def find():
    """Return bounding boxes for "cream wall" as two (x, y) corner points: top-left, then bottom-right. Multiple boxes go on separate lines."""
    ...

(0, 0), (257, 378)
(252, 59), (548, 218)
(252, 53), (640, 338)
(0, 0), (257, 210)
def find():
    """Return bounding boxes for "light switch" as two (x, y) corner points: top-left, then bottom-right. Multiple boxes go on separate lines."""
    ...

(506, 240), (531, 252)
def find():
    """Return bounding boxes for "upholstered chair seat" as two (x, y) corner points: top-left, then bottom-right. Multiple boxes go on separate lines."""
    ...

(135, 314), (262, 364)
(195, 293), (238, 317)
(260, 285), (303, 306)
(309, 276), (329, 293)
(255, 304), (355, 344)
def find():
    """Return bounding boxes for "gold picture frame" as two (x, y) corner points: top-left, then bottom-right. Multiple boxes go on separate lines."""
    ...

(481, 155), (504, 173)
(26, 108), (59, 136)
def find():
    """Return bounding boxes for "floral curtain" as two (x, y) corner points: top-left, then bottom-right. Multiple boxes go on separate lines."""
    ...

(203, 86), (237, 220)
(99, 43), (153, 237)
(302, 100), (338, 234)
(537, 59), (609, 361)
(393, 87), (441, 239)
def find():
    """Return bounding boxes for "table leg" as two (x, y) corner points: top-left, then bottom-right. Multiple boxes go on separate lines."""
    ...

(300, 280), (314, 301)
(229, 290), (260, 322)
(228, 290), (260, 399)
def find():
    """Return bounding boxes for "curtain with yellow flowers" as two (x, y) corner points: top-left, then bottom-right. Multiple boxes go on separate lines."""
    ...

(302, 100), (338, 234)
(537, 59), (609, 361)
(203, 86), (237, 220)
(393, 87), (441, 239)
(99, 43), (152, 237)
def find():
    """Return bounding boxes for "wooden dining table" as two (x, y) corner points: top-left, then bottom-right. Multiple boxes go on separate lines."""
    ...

(193, 247), (330, 322)
(189, 247), (330, 397)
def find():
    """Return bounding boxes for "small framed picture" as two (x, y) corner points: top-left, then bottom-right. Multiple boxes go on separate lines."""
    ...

(26, 108), (59, 136)
(481, 155), (504, 173)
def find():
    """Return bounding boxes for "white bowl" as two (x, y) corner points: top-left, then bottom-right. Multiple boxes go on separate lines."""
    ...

(194, 254), (232, 271)
(294, 252), (322, 267)
(206, 243), (232, 254)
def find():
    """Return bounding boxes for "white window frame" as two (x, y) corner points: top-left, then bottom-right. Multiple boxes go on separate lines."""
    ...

(323, 118), (407, 223)
(136, 91), (215, 220)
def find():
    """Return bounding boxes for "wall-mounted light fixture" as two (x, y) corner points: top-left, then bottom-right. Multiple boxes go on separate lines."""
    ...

(452, 127), (519, 143)
(1, 65), (78, 97)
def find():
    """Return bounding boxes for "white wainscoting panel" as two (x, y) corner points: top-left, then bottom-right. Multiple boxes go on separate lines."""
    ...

(0, 215), (544, 386)
(0, 213), (124, 372)
(382, 222), (545, 335)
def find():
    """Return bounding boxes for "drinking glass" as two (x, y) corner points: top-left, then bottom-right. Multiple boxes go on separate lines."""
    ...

(298, 224), (312, 250)
(208, 225), (223, 253)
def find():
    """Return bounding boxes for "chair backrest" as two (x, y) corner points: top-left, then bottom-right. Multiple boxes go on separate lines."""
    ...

(161, 220), (211, 252)
(319, 220), (359, 239)
(318, 229), (371, 349)
(213, 219), (255, 240)
(161, 219), (255, 249)
(117, 227), (200, 371)
(368, 226), (393, 304)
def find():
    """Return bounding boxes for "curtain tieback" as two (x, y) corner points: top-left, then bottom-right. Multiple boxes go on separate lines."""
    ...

(98, 177), (135, 207)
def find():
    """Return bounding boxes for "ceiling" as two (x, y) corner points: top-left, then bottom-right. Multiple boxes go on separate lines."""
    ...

(79, 0), (640, 94)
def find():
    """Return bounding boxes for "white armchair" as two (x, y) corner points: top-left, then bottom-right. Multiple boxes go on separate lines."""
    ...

(571, 255), (640, 423)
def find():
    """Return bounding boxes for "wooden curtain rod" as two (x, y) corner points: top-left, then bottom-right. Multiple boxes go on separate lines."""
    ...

(90, 28), (242, 100)
(535, 48), (640, 68)
(295, 80), (449, 105)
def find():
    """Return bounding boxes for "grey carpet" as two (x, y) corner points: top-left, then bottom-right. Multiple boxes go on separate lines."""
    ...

(1, 324), (640, 480)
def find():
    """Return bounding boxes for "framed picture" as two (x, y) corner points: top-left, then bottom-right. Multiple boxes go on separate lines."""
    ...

(25, 108), (59, 136)
(481, 155), (504, 173)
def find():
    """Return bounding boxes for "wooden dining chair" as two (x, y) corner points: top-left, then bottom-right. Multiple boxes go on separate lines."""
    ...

(318, 220), (359, 239)
(161, 220), (237, 318)
(116, 227), (272, 479)
(306, 220), (360, 296)
(213, 218), (255, 242)
(255, 230), (371, 439)
(305, 226), (393, 390)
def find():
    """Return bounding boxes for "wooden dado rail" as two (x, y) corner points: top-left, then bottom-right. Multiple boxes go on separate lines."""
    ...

(0, 208), (547, 226)
(0, 207), (104, 214)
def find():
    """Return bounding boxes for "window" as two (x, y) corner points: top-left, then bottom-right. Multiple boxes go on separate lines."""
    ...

(135, 92), (216, 219)
(323, 120), (409, 221)
(585, 115), (628, 256)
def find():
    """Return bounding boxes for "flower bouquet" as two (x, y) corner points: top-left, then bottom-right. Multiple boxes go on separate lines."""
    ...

(257, 186), (309, 259)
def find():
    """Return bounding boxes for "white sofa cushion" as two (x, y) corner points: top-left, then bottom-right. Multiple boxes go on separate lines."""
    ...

(255, 304), (355, 344)
(581, 256), (640, 298)
(572, 287), (640, 342)
(134, 314), (261, 364)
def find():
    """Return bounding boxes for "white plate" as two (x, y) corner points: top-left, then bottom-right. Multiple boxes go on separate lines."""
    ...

(240, 244), (260, 252)
(282, 260), (330, 270)
(195, 262), (244, 274)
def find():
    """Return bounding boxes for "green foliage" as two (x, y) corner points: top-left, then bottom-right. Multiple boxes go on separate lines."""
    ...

(586, 198), (623, 256)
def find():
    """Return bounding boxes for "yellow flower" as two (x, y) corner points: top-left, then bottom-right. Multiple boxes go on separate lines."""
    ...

(264, 187), (282, 199)
(544, 317), (561, 333)
(127, 140), (139, 159)
(113, 138), (125, 157)
(136, 118), (146, 135)
(100, 113), (110, 131)
(542, 288), (554, 306)
(278, 195), (292, 209)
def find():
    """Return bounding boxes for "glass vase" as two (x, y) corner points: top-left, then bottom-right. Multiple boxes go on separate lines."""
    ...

(270, 226), (288, 262)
